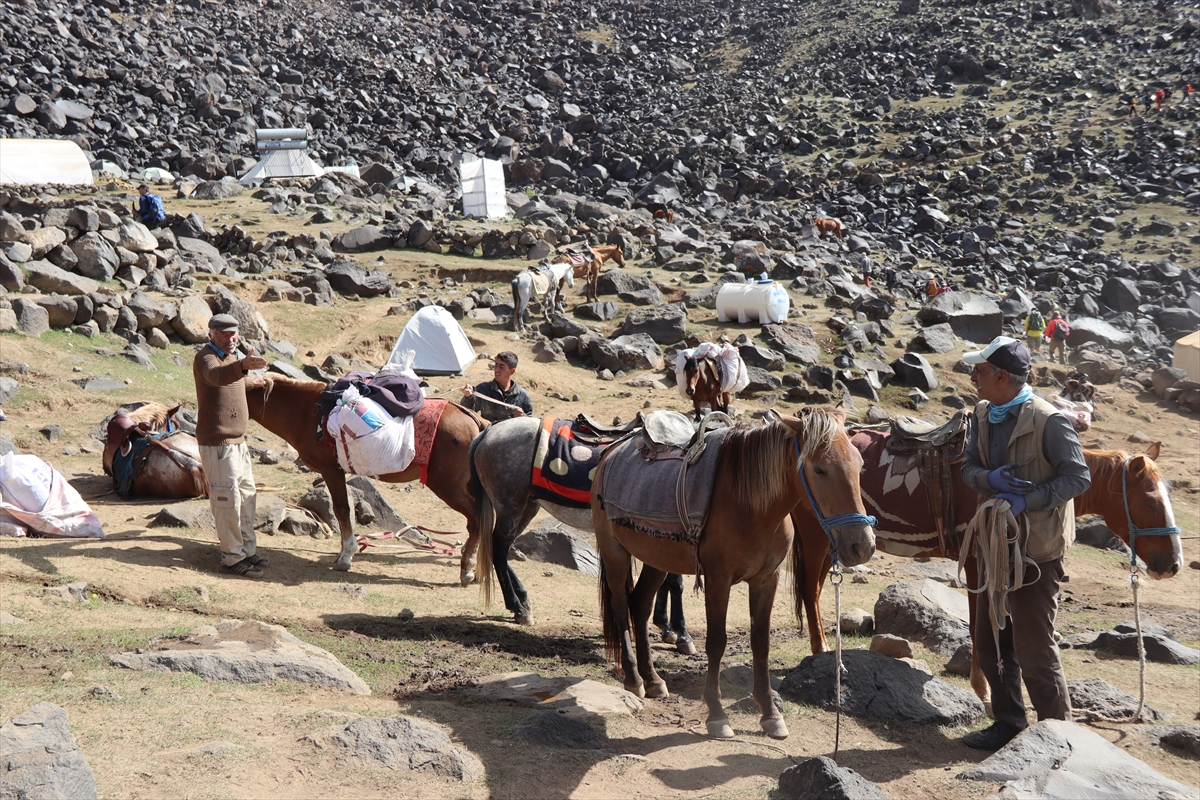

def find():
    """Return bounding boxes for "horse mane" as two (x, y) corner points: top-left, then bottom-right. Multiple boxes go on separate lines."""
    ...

(725, 408), (845, 516)
(1085, 448), (1161, 487)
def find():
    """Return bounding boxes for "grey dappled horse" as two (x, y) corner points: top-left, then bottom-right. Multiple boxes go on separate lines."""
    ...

(510, 260), (576, 332)
(468, 416), (694, 651)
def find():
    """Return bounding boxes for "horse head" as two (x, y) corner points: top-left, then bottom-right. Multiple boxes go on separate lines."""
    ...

(781, 408), (876, 567)
(1122, 446), (1182, 579)
(683, 355), (701, 397)
(610, 245), (626, 268)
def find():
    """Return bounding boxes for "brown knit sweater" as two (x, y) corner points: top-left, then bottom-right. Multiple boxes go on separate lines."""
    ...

(193, 343), (249, 446)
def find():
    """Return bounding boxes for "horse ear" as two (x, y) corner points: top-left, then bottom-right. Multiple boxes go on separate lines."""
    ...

(167, 404), (181, 416)
(1145, 442), (1161, 461)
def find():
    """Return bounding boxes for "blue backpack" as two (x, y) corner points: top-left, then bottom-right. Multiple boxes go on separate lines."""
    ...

(142, 194), (166, 223)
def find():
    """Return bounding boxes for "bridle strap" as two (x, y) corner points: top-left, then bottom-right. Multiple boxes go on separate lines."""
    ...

(1122, 456), (1180, 567)
(796, 439), (877, 566)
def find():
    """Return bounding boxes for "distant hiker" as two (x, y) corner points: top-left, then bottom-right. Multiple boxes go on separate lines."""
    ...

(1128, 96), (1139, 116)
(926, 277), (939, 300)
(1043, 311), (1070, 365)
(1154, 88), (1165, 112)
(1024, 307), (1046, 353)
(135, 184), (166, 230)
(1186, 83), (1196, 104)
(1143, 94), (1153, 113)
(885, 266), (899, 292)
(862, 263), (873, 289)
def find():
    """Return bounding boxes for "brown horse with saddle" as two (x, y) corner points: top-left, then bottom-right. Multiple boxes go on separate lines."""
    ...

(791, 411), (1184, 712)
(103, 403), (208, 499)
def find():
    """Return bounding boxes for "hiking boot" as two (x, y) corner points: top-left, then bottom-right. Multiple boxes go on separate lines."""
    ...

(963, 721), (1019, 751)
(221, 557), (264, 578)
(247, 552), (269, 568)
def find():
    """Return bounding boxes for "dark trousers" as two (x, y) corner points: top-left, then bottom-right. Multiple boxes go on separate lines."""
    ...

(975, 556), (1071, 730)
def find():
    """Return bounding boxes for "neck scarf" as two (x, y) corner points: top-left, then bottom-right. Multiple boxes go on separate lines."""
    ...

(988, 384), (1033, 424)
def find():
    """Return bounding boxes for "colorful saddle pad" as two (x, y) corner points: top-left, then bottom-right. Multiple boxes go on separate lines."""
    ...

(531, 417), (608, 509)
(412, 399), (449, 483)
(595, 426), (731, 544)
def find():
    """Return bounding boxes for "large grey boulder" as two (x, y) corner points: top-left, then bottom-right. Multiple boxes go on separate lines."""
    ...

(1091, 627), (1200, 665)
(177, 237), (227, 273)
(0, 702), (98, 800)
(24, 226), (67, 259)
(586, 333), (663, 372)
(621, 303), (687, 344)
(1068, 678), (1162, 721)
(778, 756), (891, 800)
(873, 579), (970, 655)
(762, 323), (821, 365)
(126, 292), (167, 329)
(190, 178), (244, 200)
(34, 294), (78, 328)
(23, 260), (99, 295)
(1067, 317), (1135, 351)
(171, 295), (212, 343)
(306, 715), (483, 781)
(889, 353), (938, 391)
(0, 252), (24, 291)
(10, 299), (50, 337)
(959, 719), (1197, 799)
(909, 323), (955, 354)
(207, 285), (268, 339)
(471, 672), (645, 721)
(780, 650), (983, 726)
(331, 225), (393, 253)
(324, 260), (392, 296)
(345, 476), (409, 532)
(110, 619), (370, 694)
(70, 232), (120, 280)
(118, 221), (158, 253)
(513, 527), (600, 576)
(916, 292), (1002, 343)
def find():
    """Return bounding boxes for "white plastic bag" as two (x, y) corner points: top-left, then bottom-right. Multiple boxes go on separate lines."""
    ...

(334, 415), (416, 478)
(0, 453), (104, 538)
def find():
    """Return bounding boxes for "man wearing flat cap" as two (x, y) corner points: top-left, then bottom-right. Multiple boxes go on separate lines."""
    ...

(193, 314), (269, 578)
(959, 336), (1091, 751)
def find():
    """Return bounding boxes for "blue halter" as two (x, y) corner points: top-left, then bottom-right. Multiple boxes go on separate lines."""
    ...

(1122, 457), (1180, 568)
(796, 439), (877, 566)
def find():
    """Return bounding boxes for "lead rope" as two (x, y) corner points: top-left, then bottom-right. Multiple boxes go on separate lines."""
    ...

(831, 564), (845, 761)
(1131, 566), (1147, 722)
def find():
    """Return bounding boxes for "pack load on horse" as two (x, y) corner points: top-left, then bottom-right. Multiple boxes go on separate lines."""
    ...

(790, 410), (1183, 713)
(674, 342), (749, 419)
(551, 243), (625, 303)
(591, 409), (876, 740)
(469, 410), (700, 652)
(511, 258), (577, 332)
(318, 370), (426, 479)
(245, 372), (486, 579)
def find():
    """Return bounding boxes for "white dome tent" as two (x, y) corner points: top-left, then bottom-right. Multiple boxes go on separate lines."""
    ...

(384, 306), (477, 376)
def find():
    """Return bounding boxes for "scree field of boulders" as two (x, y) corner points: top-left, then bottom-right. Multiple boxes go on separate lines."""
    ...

(0, 0), (1198, 797)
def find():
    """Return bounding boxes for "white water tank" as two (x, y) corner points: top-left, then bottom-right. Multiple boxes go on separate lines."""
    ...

(716, 281), (790, 324)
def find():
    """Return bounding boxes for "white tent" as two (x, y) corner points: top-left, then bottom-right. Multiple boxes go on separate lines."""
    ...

(1174, 330), (1200, 383)
(459, 156), (507, 219)
(385, 306), (477, 376)
(0, 139), (94, 186)
(238, 127), (323, 185)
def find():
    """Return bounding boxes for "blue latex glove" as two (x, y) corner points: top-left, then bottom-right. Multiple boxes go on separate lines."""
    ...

(986, 464), (1034, 495)
(995, 492), (1027, 517)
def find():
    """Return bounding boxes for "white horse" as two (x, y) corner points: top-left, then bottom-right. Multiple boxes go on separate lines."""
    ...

(511, 260), (575, 332)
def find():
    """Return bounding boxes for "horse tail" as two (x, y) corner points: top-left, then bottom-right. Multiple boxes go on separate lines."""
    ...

(598, 560), (632, 677)
(788, 511), (809, 633)
(468, 427), (496, 607)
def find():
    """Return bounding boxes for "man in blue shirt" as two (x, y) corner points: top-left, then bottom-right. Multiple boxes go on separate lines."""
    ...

(135, 184), (167, 229)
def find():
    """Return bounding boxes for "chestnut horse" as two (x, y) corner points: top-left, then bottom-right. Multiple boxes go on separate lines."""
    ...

(103, 413), (208, 499)
(681, 355), (729, 420)
(244, 375), (486, 579)
(593, 409), (876, 739)
(792, 439), (1182, 711)
(553, 243), (625, 303)
(814, 217), (845, 247)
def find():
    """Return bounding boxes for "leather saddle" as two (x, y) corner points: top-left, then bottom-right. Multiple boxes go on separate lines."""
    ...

(884, 410), (970, 560)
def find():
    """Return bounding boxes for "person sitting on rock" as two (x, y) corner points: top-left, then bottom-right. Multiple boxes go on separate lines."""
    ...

(134, 184), (167, 230)
(460, 351), (532, 423)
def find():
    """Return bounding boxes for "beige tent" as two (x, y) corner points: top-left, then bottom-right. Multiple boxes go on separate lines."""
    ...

(1174, 330), (1200, 382)
(0, 139), (94, 186)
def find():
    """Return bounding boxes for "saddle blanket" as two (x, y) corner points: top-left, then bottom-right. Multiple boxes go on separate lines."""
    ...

(529, 268), (551, 296)
(596, 426), (731, 544)
(412, 399), (449, 483)
(561, 247), (597, 267)
(530, 417), (608, 509)
(853, 429), (969, 559)
(111, 430), (201, 500)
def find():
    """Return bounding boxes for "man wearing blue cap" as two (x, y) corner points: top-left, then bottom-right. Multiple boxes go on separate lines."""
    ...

(959, 336), (1091, 751)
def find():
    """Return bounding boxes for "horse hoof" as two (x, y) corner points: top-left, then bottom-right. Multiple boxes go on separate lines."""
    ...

(459, 570), (475, 587)
(626, 683), (646, 699)
(676, 640), (697, 656)
(761, 717), (789, 740)
(514, 614), (533, 626)
(645, 680), (669, 699)
(706, 720), (735, 739)
(332, 560), (352, 572)
(660, 628), (678, 645)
